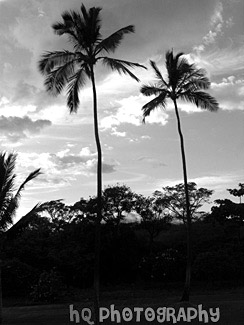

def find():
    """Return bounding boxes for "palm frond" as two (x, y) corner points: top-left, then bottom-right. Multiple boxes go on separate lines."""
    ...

(2, 169), (42, 227)
(101, 57), (146, 82)
(180, 91), (219, 111)
(43, 59), (77, 95)
(38, 51), (77, 75)
(14, 169), (42, 206)
(53, 10), (74, 35)
(67, 68), (87, 113)
(180, 76), (210, 93)
(142, 92), (168, 122)
(5, 203), (42, 238)
(166, 50), (185, 89)
(0, 153), (16, 222)
(150, 61), (168, 88)
(78, 4), (102, 48)
(95, 25), (135, 54)
(140, 84), (166, 97)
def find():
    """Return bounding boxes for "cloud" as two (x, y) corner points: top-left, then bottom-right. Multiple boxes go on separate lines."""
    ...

(0, 115), (51, 142)
(100, 94), (169, 131)
(17, 147), (118, 192)
(137, 156), (166, 168)
(155, 173), (243, 194)
(211, 76), (244, 110)
(194, 2), (224, 52)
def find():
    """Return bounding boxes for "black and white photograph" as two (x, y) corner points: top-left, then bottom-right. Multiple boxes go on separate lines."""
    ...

(0, 0), (243, 324)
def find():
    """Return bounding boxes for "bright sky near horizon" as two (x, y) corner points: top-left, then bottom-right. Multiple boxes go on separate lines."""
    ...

(0, 0), (243, 218)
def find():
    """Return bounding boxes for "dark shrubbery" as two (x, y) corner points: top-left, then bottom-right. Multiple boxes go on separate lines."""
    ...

(2, 259), (39, 297)
(192, 249), (240, 283)
(30, 269), (66, 303)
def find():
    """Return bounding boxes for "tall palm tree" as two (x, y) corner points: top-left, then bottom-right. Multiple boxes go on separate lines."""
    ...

(38, 4), (145, 322)
(0, 152), (41, 324)
(140, 50), (219, 301)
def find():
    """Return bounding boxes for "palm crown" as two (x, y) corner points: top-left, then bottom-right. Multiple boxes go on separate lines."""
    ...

(0, 152), (41, 232)
(141, 50), (219, 120)
(38, 4), (145, 113)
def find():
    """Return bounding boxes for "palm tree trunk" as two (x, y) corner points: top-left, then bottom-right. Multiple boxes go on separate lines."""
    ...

(90, 66), (102, 325)
(173, 99), (192, 302)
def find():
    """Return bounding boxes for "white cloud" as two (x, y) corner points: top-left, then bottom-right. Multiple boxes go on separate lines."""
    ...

(194, 1), (224, 53)
(16, 147), (118, 193)
(211, 76), (244, 110)
(100, 94), (169, 130)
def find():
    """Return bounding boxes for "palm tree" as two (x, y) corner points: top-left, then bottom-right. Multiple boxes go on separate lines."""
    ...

(140, 50), (219, 301)
(38, 4), (145, 322)
(0, 152), (41, 324)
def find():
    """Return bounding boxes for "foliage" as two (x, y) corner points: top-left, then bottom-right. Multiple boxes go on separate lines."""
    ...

(30, 269), (66, 303)
(2, 181), (244, 298)
(139, 248), (185, 282)
(134, 194), (172, 251)
(2, 259), (38, 297)
(211, 199), (244, 224)
(192, 250), (238, 282)
(38, 3), (145, 113)
(140, 51), (219, 121)
(227, 183), (244, 203)
(154, 182), (213, 224)
(102, 184), (136, 225)
(0, 152), (41, 232)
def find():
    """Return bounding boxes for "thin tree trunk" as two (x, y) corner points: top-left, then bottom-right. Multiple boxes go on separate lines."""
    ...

(90, 66), (102, 325)
(173, 99), (192, 302)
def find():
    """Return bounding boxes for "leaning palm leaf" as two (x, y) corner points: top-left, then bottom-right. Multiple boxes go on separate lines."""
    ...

(101, 57), (145, 81)
(13, 169), (42, 205)
(95, 25), (135, 54)
(141, 84), (166, 96)
(142, 92), (167, 122)
(180, 91), (219, 111)
(38, 51), (78, 75)
(0, 153), (41, 232)
(5, 203), (42, 239)
(44, 60), (77, 95)
(67, 68), (87, 113)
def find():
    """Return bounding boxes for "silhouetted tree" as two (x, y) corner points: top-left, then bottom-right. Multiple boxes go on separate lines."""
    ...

(154, 182), (213, 224)
(211, 198), (244, 244)
(140, 50), (219, 301)
(39, 199), (85, 230)
(227, 183), (244, 204)
(134, 194), (171, 254)
(38, 5), (145, 319)
(0, 152), (41, 324)
(103, 184), (136, 227)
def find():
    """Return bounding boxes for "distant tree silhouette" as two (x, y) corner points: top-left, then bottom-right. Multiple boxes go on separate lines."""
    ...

(211, 198), (244, 244)
(102, 184), (135, 228)
(38, 4), (145, 322)
(154, 182), (213, 224)
(134, 194), (171, 255)
(140, 50), (219, 301)
(0, 152), (41, 324)
(227, 183), (244, 204)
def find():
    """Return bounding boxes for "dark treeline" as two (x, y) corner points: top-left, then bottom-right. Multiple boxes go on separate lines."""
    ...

(2, 182), (244, 303)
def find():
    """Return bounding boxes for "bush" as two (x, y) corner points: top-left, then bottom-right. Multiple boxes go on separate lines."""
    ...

(30, 269), (66, 302)
(139, 248), (185, 282)
(193, 250), (236, 282)
(2, 258), (38, 297)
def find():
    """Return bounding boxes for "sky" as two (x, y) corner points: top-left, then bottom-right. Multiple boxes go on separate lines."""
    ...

(0, 0), (243, 218)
